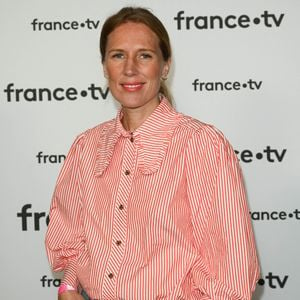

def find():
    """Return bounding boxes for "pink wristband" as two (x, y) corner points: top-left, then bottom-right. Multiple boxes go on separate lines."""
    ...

(58, 283), (76, 295)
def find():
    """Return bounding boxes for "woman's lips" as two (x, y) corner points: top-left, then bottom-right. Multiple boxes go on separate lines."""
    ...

(121, 82), (144, 92)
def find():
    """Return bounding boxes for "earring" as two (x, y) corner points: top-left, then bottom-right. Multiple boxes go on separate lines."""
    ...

(161, 74), (168, 81)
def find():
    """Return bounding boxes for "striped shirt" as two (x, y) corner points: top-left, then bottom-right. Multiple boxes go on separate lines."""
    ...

(45, 98), (260, 299)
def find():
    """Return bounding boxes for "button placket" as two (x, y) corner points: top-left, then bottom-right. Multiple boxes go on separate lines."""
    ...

(102, 137), (136, 298)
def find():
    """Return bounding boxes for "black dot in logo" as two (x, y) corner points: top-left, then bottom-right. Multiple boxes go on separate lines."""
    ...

(81, 90), (88, 97)
(258, 279), (265, 286)
(253, 18), (260, 25)
(242, 83), (247, 88)
(289, 213), (293, 218)
(256, 153), (263, 159)
(81, 23), (85, 28)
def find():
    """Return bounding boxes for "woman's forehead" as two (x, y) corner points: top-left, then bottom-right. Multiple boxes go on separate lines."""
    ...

(107, 22), (159, 47)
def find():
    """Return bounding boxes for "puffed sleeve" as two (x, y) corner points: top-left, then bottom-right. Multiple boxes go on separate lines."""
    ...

(45, 134), (86, 289)
(186, 126), (260, 300)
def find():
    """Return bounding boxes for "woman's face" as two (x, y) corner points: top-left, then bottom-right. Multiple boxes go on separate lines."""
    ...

(103, 22), (170, 111)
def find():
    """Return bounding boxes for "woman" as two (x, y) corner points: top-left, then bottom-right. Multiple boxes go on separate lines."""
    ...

(45, 7), (260, 300)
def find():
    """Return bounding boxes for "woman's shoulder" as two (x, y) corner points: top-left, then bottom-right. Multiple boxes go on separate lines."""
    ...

(67, 118), (116, 150)
(176, 113), (235, 161)
(177, 113), (226, 146)
(78, 118), (116, 139)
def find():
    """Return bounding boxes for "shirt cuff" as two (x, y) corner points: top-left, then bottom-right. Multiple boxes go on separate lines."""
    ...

(61, 259), (79, 289)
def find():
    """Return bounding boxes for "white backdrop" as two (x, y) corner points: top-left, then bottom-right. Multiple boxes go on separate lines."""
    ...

(1, 0), (299, 299)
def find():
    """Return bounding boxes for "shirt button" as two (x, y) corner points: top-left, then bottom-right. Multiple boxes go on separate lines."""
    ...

(108, 273), (114, 279)
(125, 170), (130, 175)
(119, 204), (124, 210)
(116, 240), (122, 246)
(130, 132), (134, 142)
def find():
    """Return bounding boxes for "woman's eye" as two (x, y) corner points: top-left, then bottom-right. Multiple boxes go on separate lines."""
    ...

(140, 53), (152, 59)
(112, 53), (124, 59)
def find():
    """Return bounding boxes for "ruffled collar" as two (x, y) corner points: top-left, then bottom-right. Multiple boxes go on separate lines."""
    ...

(94, 98), (182, 176)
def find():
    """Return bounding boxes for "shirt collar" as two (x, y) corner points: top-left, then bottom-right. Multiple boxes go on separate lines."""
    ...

(95, 97), (182, 176)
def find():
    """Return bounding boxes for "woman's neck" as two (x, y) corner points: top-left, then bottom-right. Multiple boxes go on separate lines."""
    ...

(121, 99), (160, 132)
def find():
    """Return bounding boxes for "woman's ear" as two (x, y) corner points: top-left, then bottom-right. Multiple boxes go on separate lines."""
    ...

(162, 59), (171, 80)
(103, 64), (108, 79)
(103, 62), (108, 79)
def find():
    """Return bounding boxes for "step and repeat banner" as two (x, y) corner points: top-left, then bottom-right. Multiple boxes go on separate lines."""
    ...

(1, 0), (299, 299)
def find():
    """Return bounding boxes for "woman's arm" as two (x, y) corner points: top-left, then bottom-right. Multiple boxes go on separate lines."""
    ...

(186, 126), (260, 299)
(45, 134), (86, 290)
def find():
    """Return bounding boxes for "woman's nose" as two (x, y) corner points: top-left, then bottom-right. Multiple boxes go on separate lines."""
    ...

(123, 57), (138, 76)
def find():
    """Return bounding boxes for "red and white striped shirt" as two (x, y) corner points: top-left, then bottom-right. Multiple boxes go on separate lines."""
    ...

(45, 98), (260, 299)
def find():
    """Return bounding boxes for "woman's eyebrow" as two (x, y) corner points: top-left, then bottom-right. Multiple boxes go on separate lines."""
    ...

(107, 48), (125, 53)
(107, 48), (156, 53)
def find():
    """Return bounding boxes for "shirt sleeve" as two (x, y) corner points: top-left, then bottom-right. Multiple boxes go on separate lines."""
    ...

(45, 134), (86, 289)
(186, 127), (260, 300)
